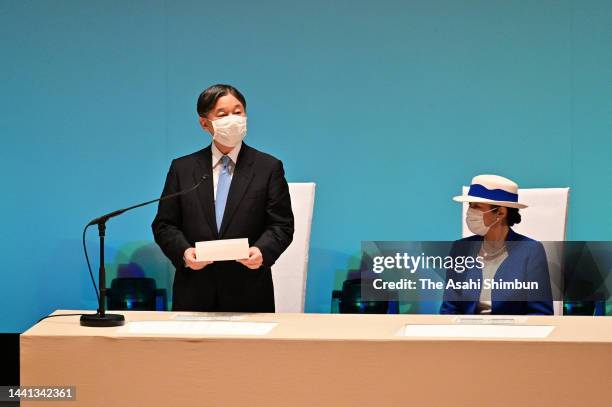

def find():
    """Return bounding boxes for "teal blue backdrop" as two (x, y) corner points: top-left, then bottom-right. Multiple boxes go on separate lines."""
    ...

(1, 0), (611, 331)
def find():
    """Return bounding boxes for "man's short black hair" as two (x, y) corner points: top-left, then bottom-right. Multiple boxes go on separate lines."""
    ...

(197, 84), (246, 118)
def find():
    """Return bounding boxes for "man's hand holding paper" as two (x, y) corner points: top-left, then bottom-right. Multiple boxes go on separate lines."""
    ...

(183, 248), (213, 270)
(236, 246), (263, 269)
(190, 238), (262, 270)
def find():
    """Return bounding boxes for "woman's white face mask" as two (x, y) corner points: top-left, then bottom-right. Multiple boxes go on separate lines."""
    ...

(211, 115), (247, 147)
(466, 207), (499, 236)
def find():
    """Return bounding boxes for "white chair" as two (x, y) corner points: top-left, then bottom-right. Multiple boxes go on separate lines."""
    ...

(271, 183), (316, 312)
(460, 187), (570, 315)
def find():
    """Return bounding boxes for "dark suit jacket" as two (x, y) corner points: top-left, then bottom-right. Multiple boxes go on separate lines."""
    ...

(151, 143), (294, 312)
(440, 229), (554, 315)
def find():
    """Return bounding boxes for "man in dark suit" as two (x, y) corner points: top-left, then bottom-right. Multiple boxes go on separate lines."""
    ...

(152, 84), (294, 312)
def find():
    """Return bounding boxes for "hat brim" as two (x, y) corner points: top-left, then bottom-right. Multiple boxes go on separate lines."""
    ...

(453, 195), (527, 209)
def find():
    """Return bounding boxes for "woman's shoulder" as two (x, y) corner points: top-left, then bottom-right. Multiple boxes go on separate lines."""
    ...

(506, 230), (547, 260)
(507, 229), (538, 242)
(456, 235), (482, 243)
(454, 229), (539, 243)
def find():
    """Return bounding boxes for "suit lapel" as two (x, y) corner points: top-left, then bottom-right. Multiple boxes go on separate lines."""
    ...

(194, 145), (218, 237)
(219, 143), (255, 237)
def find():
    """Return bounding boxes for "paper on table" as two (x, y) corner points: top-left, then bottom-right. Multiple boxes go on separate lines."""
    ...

(401, 324), (554, 339)
(120, 321), (277, 336)
(195, 238), (249, 261)
(173, 314), (246, 322)
(453, 316), (528, 325)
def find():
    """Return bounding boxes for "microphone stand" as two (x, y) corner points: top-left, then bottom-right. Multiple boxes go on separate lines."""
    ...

(80, 175), (208, 327)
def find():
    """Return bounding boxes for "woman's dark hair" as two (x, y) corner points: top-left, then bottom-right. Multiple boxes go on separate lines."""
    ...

(492, 206), (522, 226)
(506, 207), (522, 226)
(197, 84), (246, 118)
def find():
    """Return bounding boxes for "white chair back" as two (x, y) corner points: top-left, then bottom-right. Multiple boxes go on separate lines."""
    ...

(271, 183), (316, 312)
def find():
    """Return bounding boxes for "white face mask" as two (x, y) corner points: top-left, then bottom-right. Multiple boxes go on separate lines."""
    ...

(211, 115), (247, 147)
(466, 207), (499, 236)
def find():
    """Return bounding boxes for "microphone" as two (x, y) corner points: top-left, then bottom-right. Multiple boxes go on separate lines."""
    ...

(80, 174), (209, 327)
(87, 174), (210, 226)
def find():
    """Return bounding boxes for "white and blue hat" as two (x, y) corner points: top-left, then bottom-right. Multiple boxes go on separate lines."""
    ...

(453, 174), (528, 209)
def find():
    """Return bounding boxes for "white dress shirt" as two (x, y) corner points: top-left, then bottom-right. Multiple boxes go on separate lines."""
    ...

(477, 248), (508, 314)
(211, 141), (242, 201)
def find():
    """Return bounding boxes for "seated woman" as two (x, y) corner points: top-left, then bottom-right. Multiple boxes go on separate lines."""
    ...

(440, 174), (553, 315)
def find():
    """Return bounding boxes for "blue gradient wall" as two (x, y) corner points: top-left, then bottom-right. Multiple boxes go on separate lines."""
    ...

(1, 0), (611, 331)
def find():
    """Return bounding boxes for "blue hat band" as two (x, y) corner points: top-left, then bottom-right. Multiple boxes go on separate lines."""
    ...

(468, 184), (518, 202)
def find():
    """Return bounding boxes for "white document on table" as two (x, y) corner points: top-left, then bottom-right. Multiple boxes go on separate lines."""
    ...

(453, 316), (529, 325)
(120, 321), (277, 336)
(195, 238), (249, 261)
(401, 324), (554, 339)
(173, 314), (246, 322)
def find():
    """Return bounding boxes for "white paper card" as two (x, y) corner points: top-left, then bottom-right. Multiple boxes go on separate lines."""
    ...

(195, 238), (249, 261)
(120, 321), (277, 336)
(453, 316), (528, 325)
(401, 324), (554, 339)
(173, 314), (246, 322)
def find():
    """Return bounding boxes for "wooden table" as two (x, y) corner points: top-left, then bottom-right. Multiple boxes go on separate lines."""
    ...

(20, 310), (612, 406)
